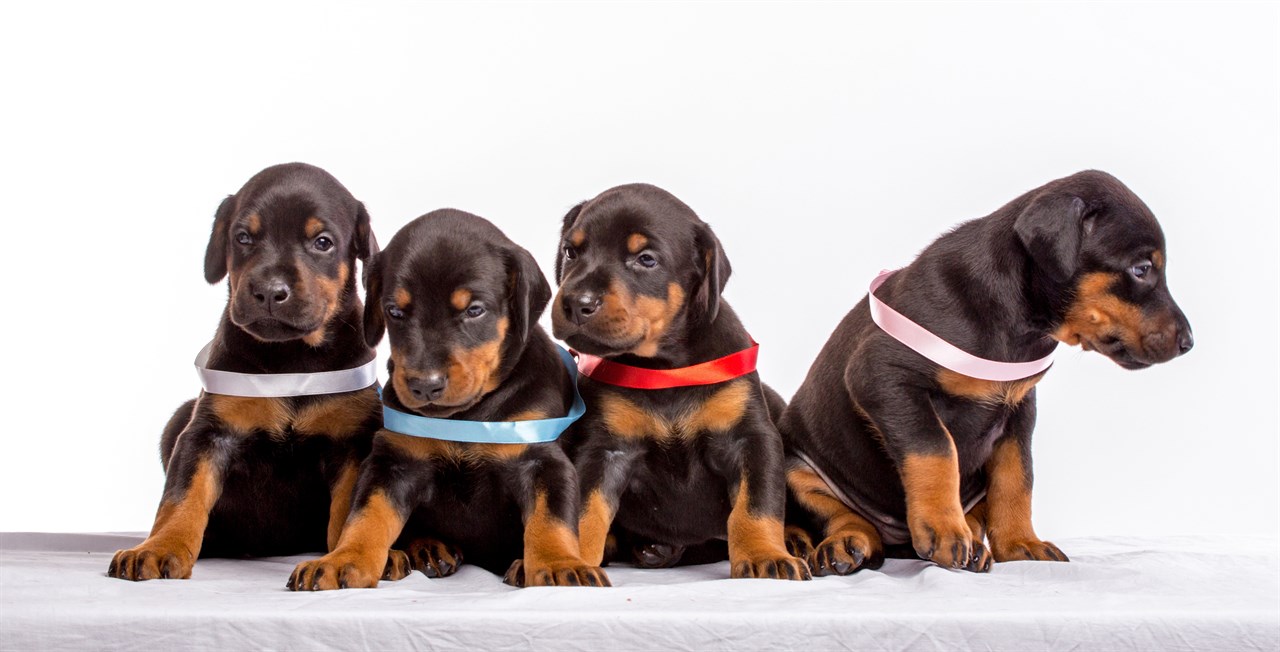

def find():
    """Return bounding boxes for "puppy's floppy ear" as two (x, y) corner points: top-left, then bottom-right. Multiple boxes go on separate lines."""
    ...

(691, 222), (732, 325)
(554, 202), (585, 282)
(507, 246), (552, 348)
(361, 252), (385, 348)
(203, 195), (237, 284)
(1014, 192), (1087, 283)
(354, 201), (379, 262)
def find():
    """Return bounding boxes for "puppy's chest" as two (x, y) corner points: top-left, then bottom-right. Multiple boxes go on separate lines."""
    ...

(935, 369), (1043, 407)
(936, 402), (1018, 476)
(205, 389), (380, 439)
(593, 380), (754, 443)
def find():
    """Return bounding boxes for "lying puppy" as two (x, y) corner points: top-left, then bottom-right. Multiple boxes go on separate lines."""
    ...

(782, 170), (1192, 574)
(109, 163), (380, 580)
(288, 210), (608, 589)
(553, 183), (809, 581)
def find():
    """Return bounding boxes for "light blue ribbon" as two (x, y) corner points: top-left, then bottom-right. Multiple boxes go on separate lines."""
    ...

(380, 345), (585, 444)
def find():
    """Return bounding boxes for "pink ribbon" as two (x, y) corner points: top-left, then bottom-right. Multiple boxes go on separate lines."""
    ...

(868, 270), (1056, 382)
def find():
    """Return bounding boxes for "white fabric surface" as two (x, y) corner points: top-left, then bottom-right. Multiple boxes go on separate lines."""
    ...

(1, 533), (1276, 651)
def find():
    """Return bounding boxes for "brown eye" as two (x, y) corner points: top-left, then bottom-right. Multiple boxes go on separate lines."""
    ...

(313, 236), (334, 252)
(563, 245), (578, 260)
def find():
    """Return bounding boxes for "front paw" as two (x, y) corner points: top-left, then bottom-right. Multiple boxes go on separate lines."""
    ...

(108, 544), (194, 581)
(731, 553), (812, 581)
(909, 515), (975, 569)
(992, 538), (1068, 563)
(404, 538), (464, 578)
(808, 532), (883, 576)
(382, 549), (412, 581)
(287, 552), (382, 591)
(515, 559), (611, 587)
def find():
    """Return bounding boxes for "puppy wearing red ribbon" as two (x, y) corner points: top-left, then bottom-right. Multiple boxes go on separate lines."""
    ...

(289, 210), (608, 590)
(109, 163), (381, 581)
(552, 183), (810, 581)
(782, 170), (1193, 575)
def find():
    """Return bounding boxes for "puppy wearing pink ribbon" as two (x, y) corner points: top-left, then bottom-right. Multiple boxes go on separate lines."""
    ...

(782, 170), (1192, 574)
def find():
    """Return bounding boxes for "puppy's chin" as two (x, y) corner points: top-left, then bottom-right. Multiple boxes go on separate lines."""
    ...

(234, 317), (319, 343)
(397, 394), (484, 419)
(1085, 336), (1156, 370)
(559, 331), (648, 359)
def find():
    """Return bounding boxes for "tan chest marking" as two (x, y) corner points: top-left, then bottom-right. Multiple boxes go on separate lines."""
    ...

(381, 423), (531, 463)
(206, 387), (378, 438)
(598, 380), (752, 442)
(936, 369), (1044, 407)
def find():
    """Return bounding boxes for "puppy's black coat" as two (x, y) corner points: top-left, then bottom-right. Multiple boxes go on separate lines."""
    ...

(781, 170), (1192, 575)
(109, 163), (380, 580)
(288, 210), (609, 589)
(554, 184), (809, 580)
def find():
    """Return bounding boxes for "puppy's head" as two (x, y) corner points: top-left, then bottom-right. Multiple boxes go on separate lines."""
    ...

(363, 210), (550, 416)
(204, 163), (376, 345)
(551, 184), (730, 358)
(1014, 170), (1192, 369)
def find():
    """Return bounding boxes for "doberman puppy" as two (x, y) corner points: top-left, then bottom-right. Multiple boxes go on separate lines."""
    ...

(782, 170), (1193, 575)
(288, 210), (609, 589)
(109, 163), (380, 580)
(553, 183), (810, 581)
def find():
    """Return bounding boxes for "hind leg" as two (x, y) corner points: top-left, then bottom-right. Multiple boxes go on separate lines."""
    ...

(787, 461), (883, 575)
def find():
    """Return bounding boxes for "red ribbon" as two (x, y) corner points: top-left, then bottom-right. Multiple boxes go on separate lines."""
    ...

(573, 340), (759, 390)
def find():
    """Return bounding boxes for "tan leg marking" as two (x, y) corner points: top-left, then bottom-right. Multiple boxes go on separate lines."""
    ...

(109, 459), (221, 581)
(520, 492), (609, 587)
(327, 461), (359, 551)
(288, 491), (407, 590)
(902, 444), (973, 568)
(577, 489), (615, 567)
(727, 478), (810, 580)
(985, 438), (1067, 562)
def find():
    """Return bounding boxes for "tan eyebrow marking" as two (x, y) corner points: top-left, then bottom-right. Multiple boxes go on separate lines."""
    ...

(394, 288), (412, 308)
(305, 217), (325, 239)
(627, 233), (648, 254)
(451, 288), (472, 311)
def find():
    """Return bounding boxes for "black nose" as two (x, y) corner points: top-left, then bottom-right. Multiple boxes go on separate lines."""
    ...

(407, 372), (448, 402)
(563, 291), (602, 326)
(1177, 329), (1194, 355)
(251, 279), (291, 305)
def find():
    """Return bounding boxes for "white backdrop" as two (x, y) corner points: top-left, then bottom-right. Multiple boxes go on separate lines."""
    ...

(1, 2), (1275, 540)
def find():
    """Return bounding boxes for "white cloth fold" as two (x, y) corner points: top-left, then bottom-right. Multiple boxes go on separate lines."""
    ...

(2, 533), (1276, 651)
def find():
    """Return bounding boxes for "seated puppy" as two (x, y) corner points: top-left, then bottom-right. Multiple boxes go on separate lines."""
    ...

(782, 170), (1193, 575)
(553, 184), (809, 581)
(288, 210), (609, 589)
(109, 163), (380, 580)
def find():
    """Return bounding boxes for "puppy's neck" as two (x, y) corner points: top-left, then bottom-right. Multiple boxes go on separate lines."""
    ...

(208, 299), (374, 375)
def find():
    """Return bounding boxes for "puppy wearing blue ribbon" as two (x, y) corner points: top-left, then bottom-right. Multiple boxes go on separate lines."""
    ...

(109, 163), (382, 581)
(288, 210), (609, 589)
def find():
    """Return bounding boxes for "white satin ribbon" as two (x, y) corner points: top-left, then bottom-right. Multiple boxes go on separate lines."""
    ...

(194, 342), (378, 398)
